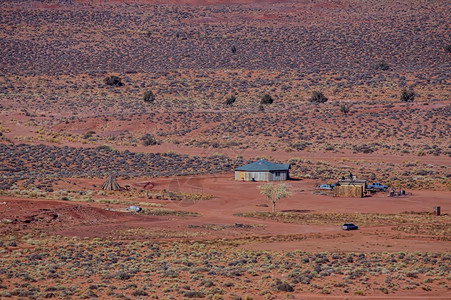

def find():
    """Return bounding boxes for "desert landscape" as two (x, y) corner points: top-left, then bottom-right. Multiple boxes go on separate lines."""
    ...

(0, 0), (450, 299)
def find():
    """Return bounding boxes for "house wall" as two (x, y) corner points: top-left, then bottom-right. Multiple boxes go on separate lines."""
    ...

(247, 171), (269, 181)
(235, 171), (288, 181)
(269, 171), (288, 181)
(236, 171), (245, 181)
(235, 171), (268, 181)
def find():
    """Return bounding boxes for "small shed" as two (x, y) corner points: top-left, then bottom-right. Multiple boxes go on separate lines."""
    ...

(334, 179), (367, 198)
(235, 159), (290, 181)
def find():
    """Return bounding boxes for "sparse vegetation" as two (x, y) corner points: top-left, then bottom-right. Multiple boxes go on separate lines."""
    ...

(374, 60), (390, 71)
(143, 90), (155, 103)
(340, 104), (351, 114)
(141, 133), (159, 146)
(0, 234), (448, 298)
(141, 208), (200, 217)
(309, 91), (328, 104)
(225, 95), (236, 106)
(0, 1), (449, 298)
(83, 131), (96, 139)
(104, 75), (123, 87)
(260, 94), (273, 105)
(400, 89), (415, 102)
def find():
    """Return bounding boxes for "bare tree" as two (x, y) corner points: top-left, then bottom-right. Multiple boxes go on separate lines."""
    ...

(258, 183), (291, 214)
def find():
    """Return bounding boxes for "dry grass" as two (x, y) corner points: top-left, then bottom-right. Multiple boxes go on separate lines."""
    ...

(235, 211), (451, 240)
(141, 208), (200, 217)
(0, 234), (449, 298)
(235, 211), (443, 226)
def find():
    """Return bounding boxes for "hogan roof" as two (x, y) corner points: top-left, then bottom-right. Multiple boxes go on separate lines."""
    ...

(235, 159), (290, 172)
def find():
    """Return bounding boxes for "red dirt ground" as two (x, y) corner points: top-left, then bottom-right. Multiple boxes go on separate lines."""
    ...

(2, 174), (449, 254)
(1, 174), (449, 297)
(0, 0), (449, 297)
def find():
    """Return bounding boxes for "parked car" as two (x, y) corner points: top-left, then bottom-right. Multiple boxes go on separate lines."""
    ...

(127, 205), (142, 212)
(342, 223), (359, 230)
(367, 182), (387, 192)
(320, 184), (335, 190)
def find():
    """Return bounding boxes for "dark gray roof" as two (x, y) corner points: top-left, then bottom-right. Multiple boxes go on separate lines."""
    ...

(235, 159), (290, 172)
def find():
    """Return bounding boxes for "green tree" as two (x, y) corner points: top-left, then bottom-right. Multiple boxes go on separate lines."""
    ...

(373, 60), (390, 71)
(400, 89), (415, 102)
(143, 90), (155, 103)
(225, 95), (236, 106)
(340, 104), (350, 114)
(104, 75), (123, 87)
(309, 91), (328, 103)
(261, 94), (273, 105)
(258, 183), (291, 214)
(141, 134), (158, 146)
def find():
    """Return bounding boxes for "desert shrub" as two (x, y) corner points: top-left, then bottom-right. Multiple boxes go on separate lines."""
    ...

(141, 208), (199, 216)
(374, 60), (390, 70)
(132, 289), (148, 296)
(115, 272), (131, 280)
(225, 95), (236, 106)
(273, 282), (294, 292)
(445, 45), (451, 53)
(11, 288), (30, 297)
(291, 141), (311, 150)
(143, 91), (155, 103)
(260, 94), (273, 105)
(340, 104), (350, 114)
(141, 134), (158, 146)
(354, 290), (365, 295)
(104, 75), (123, 87)
(83, 131), (95, 139)
(96, 145), (113, 152)
(405, 271), (418, 278)
(202, 280), (215, 288)
(184, 291), (205, 298)
(81, 290), (98, 299)
(231, 45), (237, 54)
(353, 144), (374, 153)
(43, 292), (55, 298)
(414, 169), (429, 176)
(377, 287), (389, 294)
(400, 89), (415, 102)
(309, 91), (328, 103)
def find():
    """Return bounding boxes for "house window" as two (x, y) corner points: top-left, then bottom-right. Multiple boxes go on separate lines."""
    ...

(275, 171), (280, 177)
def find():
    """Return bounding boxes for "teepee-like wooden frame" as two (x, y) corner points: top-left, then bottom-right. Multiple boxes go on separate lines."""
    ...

(101, 174), (121, 191)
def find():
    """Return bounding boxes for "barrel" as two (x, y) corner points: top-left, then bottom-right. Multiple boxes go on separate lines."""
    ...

(434, 206), (441, 216)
